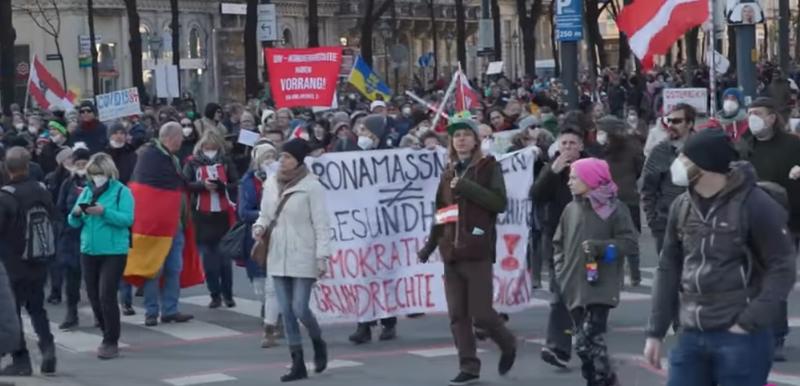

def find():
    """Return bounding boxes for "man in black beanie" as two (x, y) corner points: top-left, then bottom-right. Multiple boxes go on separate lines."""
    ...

(644, 128), (797, 385)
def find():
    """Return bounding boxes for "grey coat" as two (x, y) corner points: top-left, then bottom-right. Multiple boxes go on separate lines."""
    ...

(0, 262), (20, 354)
(553, 197), (639, 311)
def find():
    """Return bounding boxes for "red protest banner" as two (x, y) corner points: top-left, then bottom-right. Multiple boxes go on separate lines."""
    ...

(265, 47), (342, 108)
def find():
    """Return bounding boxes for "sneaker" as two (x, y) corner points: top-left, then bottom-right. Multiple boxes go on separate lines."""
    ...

(224, 297), (236, 308)
(448, 372), (480, 385)
(541, 347), (569, 369)
(39, 342), (57, 375)
(59, 314), (79, 331)
(144, 316), (158, 327)
(121, 304), (136, 316)
(379, 326), (397, 341)
(775, 338), (787, 362)
(47, 292), (62, 305)
(161, 313), (194, 323)
(498, 347), (516, 375)
(97, 343), (119, 360)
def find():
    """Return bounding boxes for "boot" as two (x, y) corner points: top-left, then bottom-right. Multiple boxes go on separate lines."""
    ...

(311, 338), (328, 373)
(0, 352), (32, 376)
(280, 346), (308, 382)
(261, 324), (278, 348)
(775, 338), (787, 362)
(348, 324), (371, 345)
(59, 307), (79, 330)
(208, 295), (222, 309)
(39, 341), (57, 375)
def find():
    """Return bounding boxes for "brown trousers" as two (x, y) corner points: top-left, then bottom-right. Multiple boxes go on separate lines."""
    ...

(444, 260), (516, 375)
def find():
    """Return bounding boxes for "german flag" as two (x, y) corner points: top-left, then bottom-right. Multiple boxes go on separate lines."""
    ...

(123, 142), (204, 288)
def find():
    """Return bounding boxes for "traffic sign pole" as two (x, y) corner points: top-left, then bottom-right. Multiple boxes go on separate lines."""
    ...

(555, 0), (583, 110)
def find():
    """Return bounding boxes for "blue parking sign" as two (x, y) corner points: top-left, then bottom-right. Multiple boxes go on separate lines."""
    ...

(556, 0), (584, 42)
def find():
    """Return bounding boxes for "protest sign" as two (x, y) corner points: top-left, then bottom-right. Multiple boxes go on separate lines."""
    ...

(662, 88), (708, 115)
(95, 88), (141, 122)
(237, 129), (260, 147)
(265, 47), (342, 108)
(307, 147), (536, 323)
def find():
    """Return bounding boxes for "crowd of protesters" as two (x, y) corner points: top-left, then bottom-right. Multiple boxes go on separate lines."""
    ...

(0, 61), (798, 385)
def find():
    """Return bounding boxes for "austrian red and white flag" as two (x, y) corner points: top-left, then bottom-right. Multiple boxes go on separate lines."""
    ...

(455, 71), (480, 112)
(617, 0), (708, 69)
(28, 55), (76, 111)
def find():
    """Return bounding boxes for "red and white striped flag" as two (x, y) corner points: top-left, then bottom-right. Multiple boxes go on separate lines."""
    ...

(28, 55), (76, 111)
(617, 0), (708, 69)
(455, 71), (480, 112)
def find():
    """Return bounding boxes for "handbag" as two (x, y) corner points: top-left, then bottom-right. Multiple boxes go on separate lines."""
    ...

(251, 192), (295, 267)
(219, 221), (248, 263)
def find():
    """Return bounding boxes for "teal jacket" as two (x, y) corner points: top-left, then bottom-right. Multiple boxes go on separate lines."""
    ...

(67, 179), (135, 256)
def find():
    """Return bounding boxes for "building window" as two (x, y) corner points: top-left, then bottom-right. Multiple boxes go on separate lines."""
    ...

(188, 27), (202, 59)
(98, 43), (118, 93)
(283, 29), (293, 48)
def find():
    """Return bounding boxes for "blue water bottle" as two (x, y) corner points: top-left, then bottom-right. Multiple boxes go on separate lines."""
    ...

(603, 244), (617, 263)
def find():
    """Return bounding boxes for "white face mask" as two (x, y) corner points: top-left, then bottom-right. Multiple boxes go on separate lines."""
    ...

(596, 131), (609, 146)
(52, 134), (66, 145)
(75, 169), (86, 177)
(203, 150), (218, 159)
(260, 160), (278, 175)
(357, 136), (375, 150)
(92, 175), (109, 187)
(627, 116), (638, 126)
(13, 122), (24, 130)
(723, 100), (739, 114)
(748, 114), (768, 137)
(110, 139), (125, 149)
(402, 107), (412, 116)
(27, 126), (37, 134)
(182, 127), (193, 137)
(481, 138), (493, 154)
(670, 158), (690, 187)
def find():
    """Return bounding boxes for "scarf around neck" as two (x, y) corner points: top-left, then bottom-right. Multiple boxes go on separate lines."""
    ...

(584, 182), (619, 220)
(277, 164), (309, 195)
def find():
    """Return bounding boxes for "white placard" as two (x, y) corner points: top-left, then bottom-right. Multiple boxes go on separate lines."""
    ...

(662, 88), (709, 115)
(486, 61), (505, 75)
(706, 50), (730, 75)
(155, 64), (180, 98)
(237, 129), (260, 147)
(307, 147), (536, 323)
(221, 3), (247, 15)
(257, 4), (278, 42)
(95, 88), (142, 122)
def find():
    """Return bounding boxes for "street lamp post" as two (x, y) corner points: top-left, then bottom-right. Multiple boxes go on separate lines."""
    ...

(378, 20), (393, 90)
(511, 31), (519, 80)
(445, 30), (455, 76)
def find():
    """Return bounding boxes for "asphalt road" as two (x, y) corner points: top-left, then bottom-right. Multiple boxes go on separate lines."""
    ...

(3, 232), (800, 386)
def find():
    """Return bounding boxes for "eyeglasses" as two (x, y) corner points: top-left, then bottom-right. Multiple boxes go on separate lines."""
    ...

(79, 109), (93, 114)
(666, 118), (686, 125)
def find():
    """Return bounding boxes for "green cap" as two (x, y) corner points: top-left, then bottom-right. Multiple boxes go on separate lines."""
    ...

(446, 111), (479, 136)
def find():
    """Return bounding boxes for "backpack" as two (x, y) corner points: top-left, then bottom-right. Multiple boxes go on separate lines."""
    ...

(1, 185), (56, 262)
(675, 181), (789, 274)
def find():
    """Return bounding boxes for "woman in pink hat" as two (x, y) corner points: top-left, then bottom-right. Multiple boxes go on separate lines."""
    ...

(553, 157), (639, 386)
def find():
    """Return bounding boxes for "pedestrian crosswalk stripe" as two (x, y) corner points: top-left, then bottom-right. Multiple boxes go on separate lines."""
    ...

(80, 306), (242, 341)
(180, 296), (263, 319)
(407, 347), (486, 358)
(162, 373), (237, 386)
(21, 315), (129, 354)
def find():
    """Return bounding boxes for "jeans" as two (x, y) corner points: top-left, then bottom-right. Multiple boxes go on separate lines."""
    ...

(143, 230), (185, 318)
(118, 281), (133, 306)
(198, 242), (233, 300)
(9, 266), (54, 358)
(272, 276), (322, 346)
(82, 254), (127, 345)
(667, 329), (773, 386)
(571, 305), (615, 386)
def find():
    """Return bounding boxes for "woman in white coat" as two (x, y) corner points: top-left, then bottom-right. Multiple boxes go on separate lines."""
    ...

(252, 138), (331, 382)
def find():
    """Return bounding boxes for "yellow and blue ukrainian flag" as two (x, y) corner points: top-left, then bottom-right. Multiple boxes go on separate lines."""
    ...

(348, 55), (392, 101)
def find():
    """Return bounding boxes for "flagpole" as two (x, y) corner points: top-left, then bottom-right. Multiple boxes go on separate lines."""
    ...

(23, 55), (34, 114)
(708, 0), (717, 117)
(404, 90), (449, 120)
(431, 70), (458, 130)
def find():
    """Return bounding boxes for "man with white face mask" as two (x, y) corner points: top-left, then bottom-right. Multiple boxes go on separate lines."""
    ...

(716, 88), (749, 142)
(644, 128), (796, 386)
(356, 114), (388, 151)
(737, 96), (800, 361)
(640, 103), (695, 254)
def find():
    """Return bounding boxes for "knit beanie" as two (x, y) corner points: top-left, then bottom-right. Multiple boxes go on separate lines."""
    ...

(47, 119), (68, 136)
(79, 100), (96, 114)
(682, 128), (737, 173)
(108, 122), (127, 137)
(722, 88), (744, 106)
(571, 158), (615, 189)
(281, 138), (311, 165)
(363, 114), (387, 139)
(71, 147), (91, 162)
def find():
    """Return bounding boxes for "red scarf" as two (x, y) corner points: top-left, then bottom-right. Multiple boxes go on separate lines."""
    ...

(195, 163), (234, 213)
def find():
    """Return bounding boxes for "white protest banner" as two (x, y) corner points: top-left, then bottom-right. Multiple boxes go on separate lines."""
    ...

(308, 147), (536, 323)
(491, 128), (522, 154)
(95, 88), (141, 122)
(662, 88), (708, 115)
(487, 61), (505, 75)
